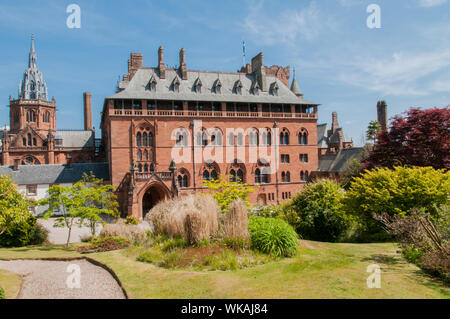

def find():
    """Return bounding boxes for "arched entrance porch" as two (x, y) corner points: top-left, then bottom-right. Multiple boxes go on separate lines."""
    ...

(140, 182), (171, 219)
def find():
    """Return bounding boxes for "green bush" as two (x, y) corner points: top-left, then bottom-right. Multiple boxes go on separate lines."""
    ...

(126, 216), (139, 225)
(202, 174), (254, 213)
(0, 175), (36, 247)
(0, 286), (5, 299)
(161, 237), (189, 252)
(344, 166), (450, 236)
(28, 222), (49, 245)
(248, 217), (299, 257)
(286, 179), (350, 242)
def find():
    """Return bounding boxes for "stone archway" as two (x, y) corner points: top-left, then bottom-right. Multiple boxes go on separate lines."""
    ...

(141, 183), (170, 219)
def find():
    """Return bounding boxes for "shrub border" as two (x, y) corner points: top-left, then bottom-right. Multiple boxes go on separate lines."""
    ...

(0, 257), (128, 299)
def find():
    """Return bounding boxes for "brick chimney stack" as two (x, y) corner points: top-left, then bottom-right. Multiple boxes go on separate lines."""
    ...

(331, 112), (339, 133)
(127, 53), (143, 81)
(377, 100), (387, 131)
(179, 48), (187, 80)
(251, 53), (267, 91)
(83, 92), (92, 131)
(158, 46), (165, 79)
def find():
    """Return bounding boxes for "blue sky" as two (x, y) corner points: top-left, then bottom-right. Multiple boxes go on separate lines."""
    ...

(0, 0), (449, 144)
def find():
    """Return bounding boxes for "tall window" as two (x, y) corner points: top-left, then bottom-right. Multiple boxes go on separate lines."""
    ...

(42, 111), (50, 123)
(299, 129), (308, 145)
(202, 170), (217, 181)
(27, 133), (32, 146)
(300, 154), (309, 163)
(142, 132), (148, 147)
(136, 132), (142, 147)
(26, 110), (36, 122)
(280, 128), (289, 145)
(249, 129), (259, 146)
(300, 171), (309, 182)
(177, 172), (189, 188)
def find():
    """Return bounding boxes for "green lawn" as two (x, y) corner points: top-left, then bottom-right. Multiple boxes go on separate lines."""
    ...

(0, 241), (448, 299)
(0, 269), (22, 299)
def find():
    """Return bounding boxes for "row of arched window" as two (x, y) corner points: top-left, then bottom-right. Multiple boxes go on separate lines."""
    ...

(23, 133), (37, 147)
(176, 168), (310, 189)
(136, 131), (154, 147)
(173, 127), (308, 147)
(137, 149), (153, 161)
(26, 110), (36, 122)
(138, 163), (155, 173)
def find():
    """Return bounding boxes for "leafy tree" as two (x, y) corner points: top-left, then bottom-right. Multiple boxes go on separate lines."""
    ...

(344, 166), (450, 236)
(0, 175), (36, 247)
(366, 120), (381, 144)
(286, 179), (351, 242)
(38, 173), (119, 247)
(202, 174), (254, 214)
(77, 173), (119, 236)
(364, 107), (450, 170)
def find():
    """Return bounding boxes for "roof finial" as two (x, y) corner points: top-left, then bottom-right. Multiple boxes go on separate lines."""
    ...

(28, 34), (37, 68)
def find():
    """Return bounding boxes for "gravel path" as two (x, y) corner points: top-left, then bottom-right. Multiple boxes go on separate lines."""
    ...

(38, 218), (103, 245)
(0, 259), (125, 299)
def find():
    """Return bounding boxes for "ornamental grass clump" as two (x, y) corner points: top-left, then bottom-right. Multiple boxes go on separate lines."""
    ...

(221, 199), (250, 248)
(248, 217), (299, 257)
(145, 194), (219, 241)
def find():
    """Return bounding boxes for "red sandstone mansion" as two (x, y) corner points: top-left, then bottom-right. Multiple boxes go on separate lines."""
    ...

(101, 47), (320, 218)
(1, 38), (327, 219)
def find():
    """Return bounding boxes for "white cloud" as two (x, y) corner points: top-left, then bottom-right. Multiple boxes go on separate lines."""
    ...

(242, 1), (336, 45)
(337, 49), (450, 96)
(417, 0), (448, 7)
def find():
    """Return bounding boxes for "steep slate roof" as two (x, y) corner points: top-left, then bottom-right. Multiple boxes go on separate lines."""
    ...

(54, 130), (94, 148)
(317, 124), (352, 149)
(317, 123), (330, 149)
(110, 69), (318, 105)
(0, 162), (109, 184)
(318, 148), (364, 172)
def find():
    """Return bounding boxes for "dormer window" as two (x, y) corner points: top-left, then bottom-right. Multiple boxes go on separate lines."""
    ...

(194, 77), (202, 93)
(252, 81), (260, 95)
(270, 82), (279, 96)
(172, 76), (181, 92)
(147, 75), (157, 91)
(214, 78), (222, 94)
(234, 80), (243, 95)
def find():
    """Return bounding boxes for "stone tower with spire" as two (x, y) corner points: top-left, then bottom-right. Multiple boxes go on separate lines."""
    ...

(9, 35), (56, 135)
(1, 35), (99, 167)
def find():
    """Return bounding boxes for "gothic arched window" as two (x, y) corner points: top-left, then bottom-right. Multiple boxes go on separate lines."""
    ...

(136, 132), (142, 147)
(142, 132), (148, 147)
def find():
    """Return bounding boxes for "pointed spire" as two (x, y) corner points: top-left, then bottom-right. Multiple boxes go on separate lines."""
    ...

(28, 34), (37, 69)
(290, 78), (302, 96)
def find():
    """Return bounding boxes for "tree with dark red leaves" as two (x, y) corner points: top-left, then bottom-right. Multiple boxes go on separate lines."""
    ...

(363, 106), (450, 170)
